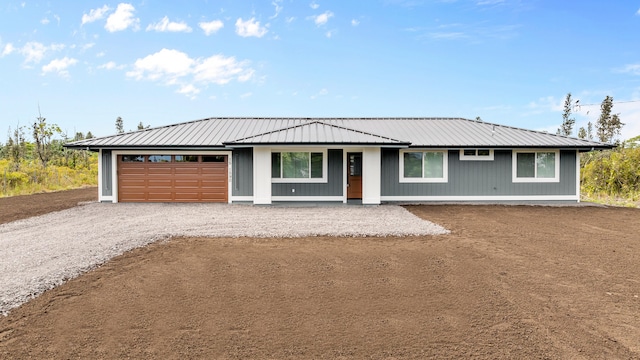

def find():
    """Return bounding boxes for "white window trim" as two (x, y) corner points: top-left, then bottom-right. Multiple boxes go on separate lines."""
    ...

(459, 149), (494, 161)
(399, 149), (448, 183)
(271, 148), (328, 184)
(512, 149), (560, 183)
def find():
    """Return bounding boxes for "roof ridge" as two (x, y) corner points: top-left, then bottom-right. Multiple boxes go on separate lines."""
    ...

(227, 119), (407, 144)
(314, 120), (406, 143)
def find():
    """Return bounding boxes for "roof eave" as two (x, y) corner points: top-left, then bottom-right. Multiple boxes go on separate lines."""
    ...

(223, 142), (411, 147)
(63, 144), (228, 151)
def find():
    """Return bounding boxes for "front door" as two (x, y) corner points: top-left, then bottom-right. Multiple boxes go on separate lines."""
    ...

(347, 152), (362, 199)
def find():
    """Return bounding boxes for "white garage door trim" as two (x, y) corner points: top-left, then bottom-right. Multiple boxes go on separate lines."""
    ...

(111, 150), (232, 203)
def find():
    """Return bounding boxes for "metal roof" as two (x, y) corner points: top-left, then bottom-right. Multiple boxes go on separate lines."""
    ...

(65, 117), (613, 150)
(225, 121), (409, 145)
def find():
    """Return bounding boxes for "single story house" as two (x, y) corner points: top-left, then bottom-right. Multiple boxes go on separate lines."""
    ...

(65, 117), (612, 204)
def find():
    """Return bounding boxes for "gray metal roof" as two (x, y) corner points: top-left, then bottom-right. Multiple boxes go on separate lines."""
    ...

(65, 117), (613, 150)
(226, 121), (409, 145)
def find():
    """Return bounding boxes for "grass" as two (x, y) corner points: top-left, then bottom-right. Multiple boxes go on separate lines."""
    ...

(581, 190), (640, 208)
(0, 156), (98, 198)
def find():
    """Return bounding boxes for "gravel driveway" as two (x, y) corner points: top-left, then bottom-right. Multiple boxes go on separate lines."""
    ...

(0, 202), (448, 315)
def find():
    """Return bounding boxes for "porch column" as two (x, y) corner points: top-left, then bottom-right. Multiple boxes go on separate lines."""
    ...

(253, 147), (272, 204)
(362, 147), (381, 205)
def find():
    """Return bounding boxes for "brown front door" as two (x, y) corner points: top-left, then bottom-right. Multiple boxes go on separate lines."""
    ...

(347, 152), (362, 199)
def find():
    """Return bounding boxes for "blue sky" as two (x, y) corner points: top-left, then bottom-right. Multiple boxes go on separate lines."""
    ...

(1, 0), (640, 140)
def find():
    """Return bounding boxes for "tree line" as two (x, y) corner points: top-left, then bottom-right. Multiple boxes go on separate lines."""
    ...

(556, 93), (623, 144)
(2, 114), (94, 171)
(0, 115), (152, 196)
(555, 93), (639, 205)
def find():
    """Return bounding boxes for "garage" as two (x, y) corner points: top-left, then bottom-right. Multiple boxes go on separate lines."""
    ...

(117, 154), (228, 202)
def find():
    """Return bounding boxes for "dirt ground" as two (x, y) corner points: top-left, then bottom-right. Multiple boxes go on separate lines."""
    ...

(0, 187), (97, 225)
(1, 192), (640, 359)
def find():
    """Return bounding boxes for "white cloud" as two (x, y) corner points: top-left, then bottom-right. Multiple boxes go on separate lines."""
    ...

(19, 42), (64, 64)
(270, 0), (283, 19)
(42, 57), (78, 76)
(310, 2), (320, 9)
(105, 3), (139, 32)
(2, 43), (15, 56)
(527, 96), (562, 113)
(310, 88), (328, 99)
(96, 51), (105, 57)
(618, 64), (640, 76)
(326, 30), (336, 38)
(429, 32), (467, 40)
(311, 11), (333, 26)
(286, 16), (296, 23)
(126, 48), (255, 97)
(146, 16), (192, 33)
(351, 19), (360, 26)
(637, 8), (640, 15)
(82, 43), (95, 50)
(238, 69), (255, 82)
(98, 61), (124, 70)
(82, 5), (110, 25)
(240, 92), (253, 99)
(199, 20), (224, 35)
(177, 84), (200, 98)
(235, 17), (268, 37)
(41, 17), (50, 25)
(193, 55), (251, 84)
(127, 48), (194, 82)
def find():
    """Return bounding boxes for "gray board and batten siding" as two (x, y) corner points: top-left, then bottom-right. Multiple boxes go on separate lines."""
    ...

(271, 149), (344, 197)
(381, 149), (577, 197)
(101, 150), (113, 197)
(232, 148), (253, 197)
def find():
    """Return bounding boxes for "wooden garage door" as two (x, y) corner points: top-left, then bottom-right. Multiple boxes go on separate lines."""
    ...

(118, 155), (228, 202)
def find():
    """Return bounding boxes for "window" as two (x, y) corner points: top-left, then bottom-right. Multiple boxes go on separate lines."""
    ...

(148, 155), (171, 163)
(202, 155), (226, 162)
(175, 155), (199, 162)
(399, 150), (448, 183)
(512, 150), (559, 182)
(271, 151), (326, 182)
(459, 149), (494, 161)
(121, 155), (144, 162)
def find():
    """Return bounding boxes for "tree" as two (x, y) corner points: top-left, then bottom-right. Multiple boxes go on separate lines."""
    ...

(475, 116), (483, 122)
(115, 116), (124, 134)
(625, 135), (640, 149)
(577, 121), (594, 140)
(6, 124), (26, 170)
(86, 131), (94, 139)
(596, 96), (623, 143)
(577, 127), (587, 139)
(74, 132), (85, 141)
(32, 110), (61, 168)
(137, 121), (150, 130)
(559, 93), (576, 136)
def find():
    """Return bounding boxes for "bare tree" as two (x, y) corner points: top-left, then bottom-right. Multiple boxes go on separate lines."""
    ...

(116, 116), (124, 134)
(596, 96), (623, 143)
(32, 108), (61, 168)
(6, 124), (26, 170)
(559, 93), (576, 136)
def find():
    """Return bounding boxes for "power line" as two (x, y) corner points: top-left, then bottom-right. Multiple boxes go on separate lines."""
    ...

(575, 99), (640, 107)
